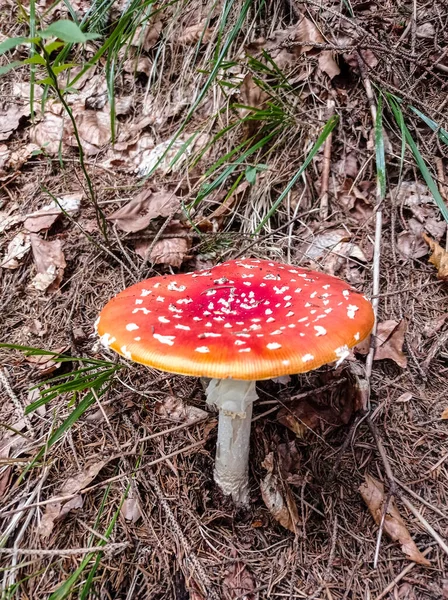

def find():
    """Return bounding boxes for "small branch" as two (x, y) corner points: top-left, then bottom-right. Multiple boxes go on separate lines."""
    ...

(0, 543), (128, 557)
(375, 547), (432, 600)
(319, 98), (335, 220)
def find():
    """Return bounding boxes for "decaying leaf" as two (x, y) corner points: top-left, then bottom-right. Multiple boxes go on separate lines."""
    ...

(24, 194), (82, 233)
(260, 452), (300, 533)
(223, 558), (258, 600)
(147, 237), (191, 268)
(131, 17), (163, 51)
(107, 190), (181, 233)
(247, 15), (340, 78)
(239, 73), (269, 118)
(359, 474), (431, 566)
(31, 110), (65, 155)
(25, 346), (68, 375)
(441, 407), (448, 420)
(39, 460), (108, 536)
(423, 233), (448, 281)
(374, 320), (407, 368)
(0, 102), (30, 141)
(300, 228), (368, 275)
(1, 232), (31, 269)
(397, 220), (430, 260)
(0, 143), (40, 180)
(178, 19), (213, 45)
(155, 395), (208, 424)
(66, 110), (112, 155)
(30, 234), (66, 292)
(278, 366), (363, 436)
(121, 490), (142, 523)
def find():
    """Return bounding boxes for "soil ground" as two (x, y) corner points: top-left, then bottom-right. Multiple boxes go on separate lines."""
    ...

(1, 1), (448, 598)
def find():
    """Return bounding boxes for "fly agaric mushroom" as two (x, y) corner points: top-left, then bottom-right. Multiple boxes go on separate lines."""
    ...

(95, 259), (374, 504)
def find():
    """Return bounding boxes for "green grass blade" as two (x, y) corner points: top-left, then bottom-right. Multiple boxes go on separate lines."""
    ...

(409, 105), (448, 146)
(254, 115), (339, 234)
(387, 95), (448, 223)
(375, 95), (386, 200)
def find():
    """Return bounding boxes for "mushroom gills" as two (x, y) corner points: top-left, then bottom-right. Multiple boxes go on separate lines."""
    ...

(206, 378), (258, 504)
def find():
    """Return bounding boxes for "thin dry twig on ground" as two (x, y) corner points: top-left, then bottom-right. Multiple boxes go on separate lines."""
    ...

(319, 98), (335, 220)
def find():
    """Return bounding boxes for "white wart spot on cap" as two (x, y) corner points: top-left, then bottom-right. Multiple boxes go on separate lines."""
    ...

(141, 289), (151, 296)
(156, 296), (165, 302)
(135, 299), (143, 305)
(120, 345), (132, 360)
(347, 304), (359, 319)
(177, 298), (193, 305)
(167, 282), (187, 292)
(335, 344), (350, 366)
(195, 346), (210, 353)
(175, 324), (190, 331)
(132, 307), (151, 315)
(239, 348), (251, 353)
(99, 333), (116, 348)
(267, 342), (281, 350)
(134, 337), (141, 341)
(153, 333), (175, 346)
(201, 332), (222, 338)
(126, 323), (139, 331)
(94, 317), (100, 333)
(282, 360), (290, 366)
(354, 332), (360, 341)
(314, 326), (327, 336)
(302, 353), (314, 362)
(158, 316), (170, 323)
(342, 290), (350, 299)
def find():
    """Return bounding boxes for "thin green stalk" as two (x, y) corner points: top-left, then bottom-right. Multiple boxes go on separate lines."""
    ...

(39, 43), (108, 240)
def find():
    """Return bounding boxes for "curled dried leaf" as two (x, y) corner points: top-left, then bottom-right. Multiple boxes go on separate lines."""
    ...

(260, 452), (300, 533)
(1, 232), (31, 269)
(30, 234), (66, 293)
(107, 190), (181, 233)
(148, 237), (191, 268)
(359, 474), (431, 566)
(423, 233), (448, 280)
(374, 320), (407, 368)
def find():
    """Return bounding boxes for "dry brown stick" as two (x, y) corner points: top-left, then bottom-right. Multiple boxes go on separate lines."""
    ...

(400, 495), (448, 557)
(374, 546), (433, 600)
(0, 369), (35, 438)
(319, 98), (335, 220)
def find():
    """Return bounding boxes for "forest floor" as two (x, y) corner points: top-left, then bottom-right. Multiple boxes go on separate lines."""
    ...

(1, 0), (448, 598)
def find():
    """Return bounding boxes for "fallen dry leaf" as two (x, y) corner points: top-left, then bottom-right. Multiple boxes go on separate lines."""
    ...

(423, 233), (448, 281)
(39, 460), (108, 536)
(397, 219), (429, 260)
(108, 189), (181, 233)
(123, 54), (153, 77)
(359, 474), (431, 566)
(374, 320), (407, 368)
(131, 17), (163, 51)
(30, 234), (66, 292)
(121, 490), (142, 523)
(0, 102), (30, 141)
(247, 15), (340, 78)
(260, 452), (300, 533)
(147, 237), (191, 268)
(155, 395), (208, 424)
(178, 19), (213, 45)
(24, 194), (82, 232)
(67, 109), (112, 155)
(239, 73), (269, 119)
(25, 346), (68, 375)
(441, 407), (448, 420)
(31, 110), (65, 155)
(1, 232), (31, 269)
(0, 143), (40, 180)
(223, 559), (258, 600)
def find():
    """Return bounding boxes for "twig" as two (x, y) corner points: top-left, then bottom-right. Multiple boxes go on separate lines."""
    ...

(399, 495), (448, 558)
(374, 547), (432, 600)
(435, 157), (448, 251)
(146, 473), (220, 600)
(0, 543), (128, 556)
(355, 52), (383, 411)
(0, 369), (35, 438)
(306, 516), (338, 600)
(319, 99), (335, 220)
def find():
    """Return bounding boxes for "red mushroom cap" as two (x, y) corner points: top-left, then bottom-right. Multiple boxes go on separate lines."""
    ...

(95, 259), (374, 380)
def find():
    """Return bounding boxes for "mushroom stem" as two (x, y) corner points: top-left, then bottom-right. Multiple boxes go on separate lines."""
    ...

(206, 378), (258, 505)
